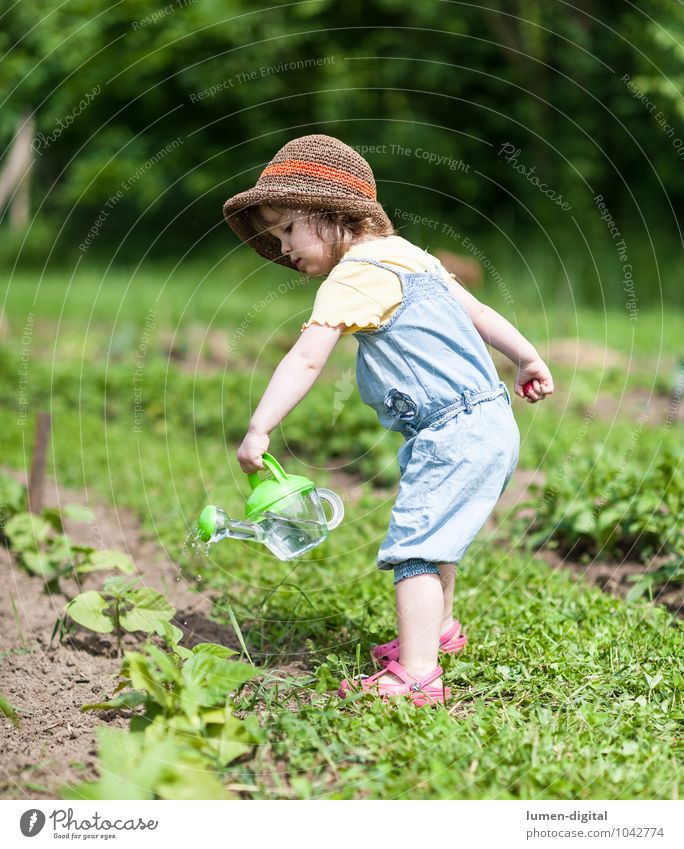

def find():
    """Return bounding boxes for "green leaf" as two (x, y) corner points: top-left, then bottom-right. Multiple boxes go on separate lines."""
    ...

(119, 588), (175, 634)
(144, 644), (182, 683)
(62, 503), (96, 522)
(174, 645), (194, 661)
(65, 591), (114, 633)
(41, 507), (64, 533)
(596, 507), (622, 531)
(126, 652), (172, 709)
(222, 597), (253, 665)
(22, 550), (60, 580)
(191, 642), (238, 659)
(626, 575), (655, 601)
(204, 734), (252, 766)
(4, 513), (52, 550)
(645, 672), (663, 690)
(60, 727), (157, 800)
(82, 549), (136, 574)
(155, 769), (231, 800)
(81, 691), (149, 712)
(0, 692), (20, 727)
(63, 728), (233, 800)
(200, 707), (227, 725)
(102, 575), (140, 596)
(70, 544), (96, 555)
(0, 474), (27, 519)
(182, 654), (256, 704)
(154, 620), (185, 648)
(572, 511), (596, 534)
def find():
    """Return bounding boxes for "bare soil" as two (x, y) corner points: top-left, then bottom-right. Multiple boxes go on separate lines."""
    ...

(0, 470), (238, 800)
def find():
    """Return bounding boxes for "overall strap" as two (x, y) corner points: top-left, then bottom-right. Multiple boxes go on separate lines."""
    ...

(336, 256), (406, 282)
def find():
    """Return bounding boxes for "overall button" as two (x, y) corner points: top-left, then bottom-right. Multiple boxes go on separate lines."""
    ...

(384, 388), (418, 421)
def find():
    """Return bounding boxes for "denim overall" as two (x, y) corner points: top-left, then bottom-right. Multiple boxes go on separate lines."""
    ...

(338, 253), (520, 584)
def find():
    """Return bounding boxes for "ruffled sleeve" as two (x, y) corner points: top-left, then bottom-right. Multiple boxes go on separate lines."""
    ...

(300, 262), (401, 334)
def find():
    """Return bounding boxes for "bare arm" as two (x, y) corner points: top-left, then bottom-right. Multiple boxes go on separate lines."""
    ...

(237, 323), (344, 472)
(444, 276), (554, 402)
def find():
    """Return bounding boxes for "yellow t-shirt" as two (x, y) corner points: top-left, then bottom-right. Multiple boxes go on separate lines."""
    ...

(300, 235), (454, 335)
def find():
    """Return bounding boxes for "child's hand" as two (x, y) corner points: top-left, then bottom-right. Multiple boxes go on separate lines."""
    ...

(237, 430), (270, 473)
(515, 358), (554, 403)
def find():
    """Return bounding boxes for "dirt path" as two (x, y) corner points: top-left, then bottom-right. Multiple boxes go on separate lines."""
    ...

(0, 471), (238, 800)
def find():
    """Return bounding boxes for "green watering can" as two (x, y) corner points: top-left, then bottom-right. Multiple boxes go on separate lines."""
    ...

(197, 453), (344, 561)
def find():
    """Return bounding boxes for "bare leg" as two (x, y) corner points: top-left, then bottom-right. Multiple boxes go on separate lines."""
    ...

(377, 572), (443, 687)
(438, 562), (456, 631)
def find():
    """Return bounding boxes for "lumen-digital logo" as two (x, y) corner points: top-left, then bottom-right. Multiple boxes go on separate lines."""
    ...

(20, 809), (46, 837)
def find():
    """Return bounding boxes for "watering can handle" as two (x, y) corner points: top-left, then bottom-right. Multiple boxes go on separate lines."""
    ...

(246, 452), (288, 490)
(316, 488), (345, 531)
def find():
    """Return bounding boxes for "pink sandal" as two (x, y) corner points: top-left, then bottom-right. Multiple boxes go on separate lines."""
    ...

(338, 660), (450, 707)
(371, 620), (467, 667)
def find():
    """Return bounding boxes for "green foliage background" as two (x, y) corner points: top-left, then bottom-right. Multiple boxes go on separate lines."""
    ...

(1, 0), (683, 305)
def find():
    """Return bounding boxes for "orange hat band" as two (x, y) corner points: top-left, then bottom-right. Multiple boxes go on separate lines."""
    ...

(261, 159), (376, 199)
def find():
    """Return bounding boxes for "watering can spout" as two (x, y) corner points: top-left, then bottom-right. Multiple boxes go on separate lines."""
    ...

(196, 505), (263, 544)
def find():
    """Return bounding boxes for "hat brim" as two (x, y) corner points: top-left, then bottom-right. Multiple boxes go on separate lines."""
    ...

(222, 188), (393, 269)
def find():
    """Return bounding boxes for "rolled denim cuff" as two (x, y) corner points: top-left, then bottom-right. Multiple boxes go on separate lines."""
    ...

(392, 558), (441, 585)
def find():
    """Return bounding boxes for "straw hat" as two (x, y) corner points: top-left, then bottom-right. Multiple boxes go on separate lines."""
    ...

(222, 134), (393, 268)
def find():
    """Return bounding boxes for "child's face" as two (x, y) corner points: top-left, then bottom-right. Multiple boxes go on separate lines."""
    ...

(258, 206), (335, 276)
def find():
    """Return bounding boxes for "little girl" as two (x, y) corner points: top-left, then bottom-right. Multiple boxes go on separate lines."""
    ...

(224, 134), (554, 707)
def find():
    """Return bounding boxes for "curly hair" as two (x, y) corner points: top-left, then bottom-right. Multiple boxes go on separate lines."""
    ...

(248, 205), (396, 267)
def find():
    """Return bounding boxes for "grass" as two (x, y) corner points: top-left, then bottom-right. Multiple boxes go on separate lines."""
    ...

(1, 260), (682, 799)
(218, 548), (682, 800)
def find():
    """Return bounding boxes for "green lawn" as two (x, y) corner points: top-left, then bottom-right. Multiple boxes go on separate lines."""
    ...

(1, 262), (682, 799)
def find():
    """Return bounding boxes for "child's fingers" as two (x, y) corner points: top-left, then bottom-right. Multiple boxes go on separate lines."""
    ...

(237, 447), (265, 473)
(523, 380), (541, 402)
(240, 460), (264, 474)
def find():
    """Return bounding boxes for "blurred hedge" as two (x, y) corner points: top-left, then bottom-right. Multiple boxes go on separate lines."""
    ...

(1, 0), (683, 277)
